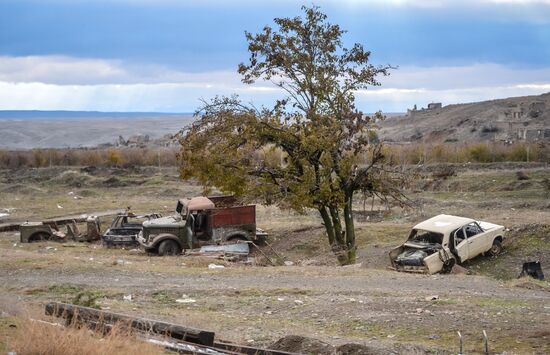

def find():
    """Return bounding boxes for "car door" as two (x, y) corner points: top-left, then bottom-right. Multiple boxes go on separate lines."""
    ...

(185, 213), (195, 249)
(454, 228), (469, 263)
(464, 222), (487, 257)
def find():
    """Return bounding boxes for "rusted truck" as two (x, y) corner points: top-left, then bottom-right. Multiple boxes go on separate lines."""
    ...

(137, 196), (267, 256)
(389, 214), (505, 274)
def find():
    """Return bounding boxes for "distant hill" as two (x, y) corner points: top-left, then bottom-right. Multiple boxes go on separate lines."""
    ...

(0, 111), (194, 149)
(378, 92), (550, 143)
(0, 110), (192, 120)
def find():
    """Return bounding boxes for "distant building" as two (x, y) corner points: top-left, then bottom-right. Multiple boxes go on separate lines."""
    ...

(427, 102), (442, 110)
(406, 102), (442, 116)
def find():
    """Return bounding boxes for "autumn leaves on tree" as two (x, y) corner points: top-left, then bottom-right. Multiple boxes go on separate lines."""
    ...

(179, 6), (407, 265)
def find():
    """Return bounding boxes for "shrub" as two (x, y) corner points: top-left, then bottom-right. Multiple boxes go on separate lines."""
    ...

(107, 148), (124, 166)
(467, 144), (491, 162)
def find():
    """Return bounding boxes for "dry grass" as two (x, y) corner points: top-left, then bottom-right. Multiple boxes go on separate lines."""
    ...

(9, 317), (163, 355)
(383, 142), (550, 164)
(1, 142), (549, 170)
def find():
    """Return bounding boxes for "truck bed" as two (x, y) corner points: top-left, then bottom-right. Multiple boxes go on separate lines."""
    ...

(211, 205), (255, 227)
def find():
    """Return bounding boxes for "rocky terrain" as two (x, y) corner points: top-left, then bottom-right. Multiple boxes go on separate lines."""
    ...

(379, 92), (550, 143)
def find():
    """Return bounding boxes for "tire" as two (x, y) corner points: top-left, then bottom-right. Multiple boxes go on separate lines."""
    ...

(157, 240), (181, 256)
(488, 239), (502, 256)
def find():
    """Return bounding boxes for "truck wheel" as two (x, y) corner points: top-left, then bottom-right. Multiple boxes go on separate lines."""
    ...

(158, 240), (181, 256)
(488, 239), (502, 256)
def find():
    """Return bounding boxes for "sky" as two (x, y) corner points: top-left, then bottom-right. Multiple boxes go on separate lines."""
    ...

(0, 0), (549, 113)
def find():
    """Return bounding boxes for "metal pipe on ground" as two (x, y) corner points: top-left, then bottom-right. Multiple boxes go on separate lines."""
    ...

(45, 302), (215, 346)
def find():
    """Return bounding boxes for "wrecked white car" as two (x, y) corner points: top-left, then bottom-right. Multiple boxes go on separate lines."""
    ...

(389, 214), (505, 274)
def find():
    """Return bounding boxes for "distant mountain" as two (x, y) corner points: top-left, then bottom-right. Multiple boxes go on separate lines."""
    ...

(378, 92), (550, 143)
(0, 111), (194, 149)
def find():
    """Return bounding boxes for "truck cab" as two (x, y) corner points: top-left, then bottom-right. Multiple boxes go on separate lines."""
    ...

(138, 196), (266, 256)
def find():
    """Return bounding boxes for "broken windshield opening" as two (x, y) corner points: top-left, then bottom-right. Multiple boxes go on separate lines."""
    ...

(176, 200), (184, 214)
(408, 229), (444, 245)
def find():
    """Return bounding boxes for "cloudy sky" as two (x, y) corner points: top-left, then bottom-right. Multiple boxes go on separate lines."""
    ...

(1, 0), (549, 113)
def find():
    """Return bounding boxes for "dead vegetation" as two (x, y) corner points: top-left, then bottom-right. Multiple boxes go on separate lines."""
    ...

(8, 316), (162, 355)
(1, 142), (549, 171)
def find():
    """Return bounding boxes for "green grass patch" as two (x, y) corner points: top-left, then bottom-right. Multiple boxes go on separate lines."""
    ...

(151, 290), (179, 304)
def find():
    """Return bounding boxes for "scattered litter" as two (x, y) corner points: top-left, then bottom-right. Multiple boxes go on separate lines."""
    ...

(284, 261), (294, 266)
(425, 295), (439, 301)
(68, 191), (74, 195)
(342, 262), (363, 268)
(200, 244), (250, 254)
(57, 204), (63, 209)
(294, 300), (304, 305)
(0, 213), (9, 219)
(387, 334), (396, 339)
(73, 196), (83, 200)
(123, 294), (132, 301)
(277, 297), (285, 301)
(114, 259), (131, 265)
(208, 263), (225, 269)
(89, 257), (94, 261)
(12, 243), (17, 247)
(45, 246), (57, 251)
(176, 295), (196, 303)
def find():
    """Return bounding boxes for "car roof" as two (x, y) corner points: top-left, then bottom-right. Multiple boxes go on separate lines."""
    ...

(413, 214), (475, 235)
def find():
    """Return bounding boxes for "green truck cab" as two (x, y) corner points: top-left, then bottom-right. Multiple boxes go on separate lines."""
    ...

(137, 196), (267, 256)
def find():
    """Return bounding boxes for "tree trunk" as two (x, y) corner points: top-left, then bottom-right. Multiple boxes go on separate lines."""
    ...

(343, 193), (357, 265)
(318, 203), (356, 266)
(318, 207), (335, 246)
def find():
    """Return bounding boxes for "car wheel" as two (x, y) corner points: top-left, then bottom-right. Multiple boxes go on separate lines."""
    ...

(488, 239), (502, 256)
(158, 240), (181, 256)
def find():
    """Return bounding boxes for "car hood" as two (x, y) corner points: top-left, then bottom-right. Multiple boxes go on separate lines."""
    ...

(143, 215), (182, 226)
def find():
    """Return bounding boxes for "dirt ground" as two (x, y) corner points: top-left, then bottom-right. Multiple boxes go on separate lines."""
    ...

(1, 164), (549, 354)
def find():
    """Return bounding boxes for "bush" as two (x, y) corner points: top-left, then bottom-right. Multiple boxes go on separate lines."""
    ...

(107, 148), (124, 166)
(467, 144), (491, 162)
(507, 144), (529, 161)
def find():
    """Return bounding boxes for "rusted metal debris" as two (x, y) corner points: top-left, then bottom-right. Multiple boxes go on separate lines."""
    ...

(102, 212), (162, 247)
(20, 216), (102, 243)
(0, 209), (125, 233)
(199, 243), (250, 255)
(45, 302), (215, 346)
(45, 302), (298, 355)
